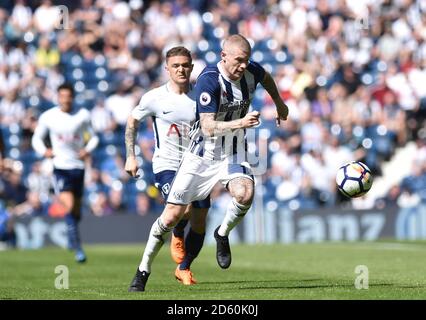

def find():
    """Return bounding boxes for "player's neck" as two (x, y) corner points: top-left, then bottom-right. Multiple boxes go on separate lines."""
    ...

(167, 81), (189, 95)
(60, 105), (72, 113)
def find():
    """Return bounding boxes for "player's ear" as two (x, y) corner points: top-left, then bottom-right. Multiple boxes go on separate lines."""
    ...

(221, 50), (226, 61)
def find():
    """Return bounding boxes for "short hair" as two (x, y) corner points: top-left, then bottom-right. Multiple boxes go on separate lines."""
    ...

(57, 83), (75, 96)
(223, 34), (251, 54)
(166, 46), (192, 63)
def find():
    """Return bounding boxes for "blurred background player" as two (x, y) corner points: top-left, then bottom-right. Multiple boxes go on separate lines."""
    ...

(125, 46), (210, 287)
(127, 34), (288, 292)
(31, 83), (99, 262)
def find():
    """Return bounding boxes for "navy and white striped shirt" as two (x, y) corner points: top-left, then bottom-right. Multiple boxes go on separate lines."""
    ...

(188, 61), (265, 161)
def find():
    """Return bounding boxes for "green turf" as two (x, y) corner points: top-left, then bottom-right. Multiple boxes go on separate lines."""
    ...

(1, 241), (426, 300)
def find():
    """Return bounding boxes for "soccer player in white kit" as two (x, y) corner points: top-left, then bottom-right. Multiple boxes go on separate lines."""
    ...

(32, 83), (99, 263)
(126, 47), (209, 289)
(127, 35), (289, 292)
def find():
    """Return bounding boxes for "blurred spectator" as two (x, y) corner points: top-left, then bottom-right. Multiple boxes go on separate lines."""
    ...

(1, 163), (27, 207)
(91, 98), (117, 133)
(0, 89), (24, 126)
(0, 128), (4, 171)
(35, 36), (60, 70)
(135, 192), (151, 216)
(0, 202), (16, 248)
(12, 190), (50, 217)
(33, 0), (60, 34)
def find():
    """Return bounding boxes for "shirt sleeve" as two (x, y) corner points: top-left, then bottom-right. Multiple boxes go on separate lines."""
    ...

(31, 113), (49, 156)
(195, 72), (221, 113)
(132, 91), (155, 121)
(81, 109), (99, 153)
(247, 60), (266, 84)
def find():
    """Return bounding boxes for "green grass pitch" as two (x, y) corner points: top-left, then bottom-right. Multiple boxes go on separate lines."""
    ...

(1, 241), (426, 300)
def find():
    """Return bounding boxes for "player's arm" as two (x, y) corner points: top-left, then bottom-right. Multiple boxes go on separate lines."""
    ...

(260, 71), (289, 126)
(31, 116), (53, 158)
(124, 115), (139, 177)
(80, 118), (99, 159)
(199, 112), (261, 137)
(125, 92), (155, 177)
(197, 72), (260, 137)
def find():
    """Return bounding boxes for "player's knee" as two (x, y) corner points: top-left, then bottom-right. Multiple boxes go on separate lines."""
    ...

(233, 189), (253, 206)
(162, 203), (187, 227)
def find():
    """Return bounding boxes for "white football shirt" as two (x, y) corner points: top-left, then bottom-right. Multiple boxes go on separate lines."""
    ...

(32, 106), (99, 170)
(131, 82), (196, 173)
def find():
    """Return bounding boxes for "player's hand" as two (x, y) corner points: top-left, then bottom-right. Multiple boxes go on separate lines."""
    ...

(125, 156), (138, 178)
(78, 149), (89, 160)
(276, 103), (289, 127)
(44, 149), (54, 158)
(242, 111), (261, 128)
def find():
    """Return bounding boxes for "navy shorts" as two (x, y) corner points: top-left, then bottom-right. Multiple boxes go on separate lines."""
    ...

(52, 168), (85, 198)
(154, 170), (210, 209)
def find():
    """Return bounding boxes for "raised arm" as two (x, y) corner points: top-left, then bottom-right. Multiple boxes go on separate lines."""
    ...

(260, 71), (289, 125)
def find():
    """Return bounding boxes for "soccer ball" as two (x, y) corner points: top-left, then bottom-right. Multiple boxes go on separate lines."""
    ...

(336, 161), (373, 198)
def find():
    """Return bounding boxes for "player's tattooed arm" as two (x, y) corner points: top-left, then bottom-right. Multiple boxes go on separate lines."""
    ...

(261, 71), (289, 125)
(125, 116), (139, 158)
(200, 112), (260, 137)
(125, 116), (140, 177)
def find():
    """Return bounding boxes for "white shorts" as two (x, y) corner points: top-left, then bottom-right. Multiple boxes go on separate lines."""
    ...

(167, 152), (254, 205)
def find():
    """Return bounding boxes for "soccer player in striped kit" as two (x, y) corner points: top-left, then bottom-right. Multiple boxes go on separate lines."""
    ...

(128, 34), (288, 291)
(32, 83), (99, 263)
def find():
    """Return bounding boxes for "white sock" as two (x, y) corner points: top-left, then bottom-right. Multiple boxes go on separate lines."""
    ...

(218, 198), (251, 237)
(139, 217), (172, 273)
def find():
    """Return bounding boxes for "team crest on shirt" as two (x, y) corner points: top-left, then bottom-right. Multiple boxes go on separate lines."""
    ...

(200, 92), (211, 106)
(162, 183), (170, 195)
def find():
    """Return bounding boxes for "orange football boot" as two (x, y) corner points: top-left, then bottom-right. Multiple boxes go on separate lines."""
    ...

(175, 266), (197, 285)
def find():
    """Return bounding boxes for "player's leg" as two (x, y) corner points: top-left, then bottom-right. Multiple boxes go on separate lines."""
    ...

(170, 206), (190, 264)
(58, 191), (80, 256)
(128, 203), (187, 292)
(53, 168), (86, 262)
(129, 152), (219, 291)
(175, 200), (209, 285)
(220, 176), (254, 236)
(215, 164), (255, 269)
(71, 196), (86, 262)
(153, 170), (190, 264)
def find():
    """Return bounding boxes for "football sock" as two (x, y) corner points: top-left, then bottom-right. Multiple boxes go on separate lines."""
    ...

(65, 213), (81, 250)
(173, 218), (189, 238)
(218, 198), (251, 237)
(179, 228), (205, 270)
(139, 217), (172, 273)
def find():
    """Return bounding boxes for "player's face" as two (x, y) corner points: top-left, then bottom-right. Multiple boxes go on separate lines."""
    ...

(221, 46), (250, 81)
(58, 89), (73, 112)
(166, 55), (193, 86)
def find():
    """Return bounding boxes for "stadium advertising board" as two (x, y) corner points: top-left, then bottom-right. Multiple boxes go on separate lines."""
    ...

(10, 205), (426, 249)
